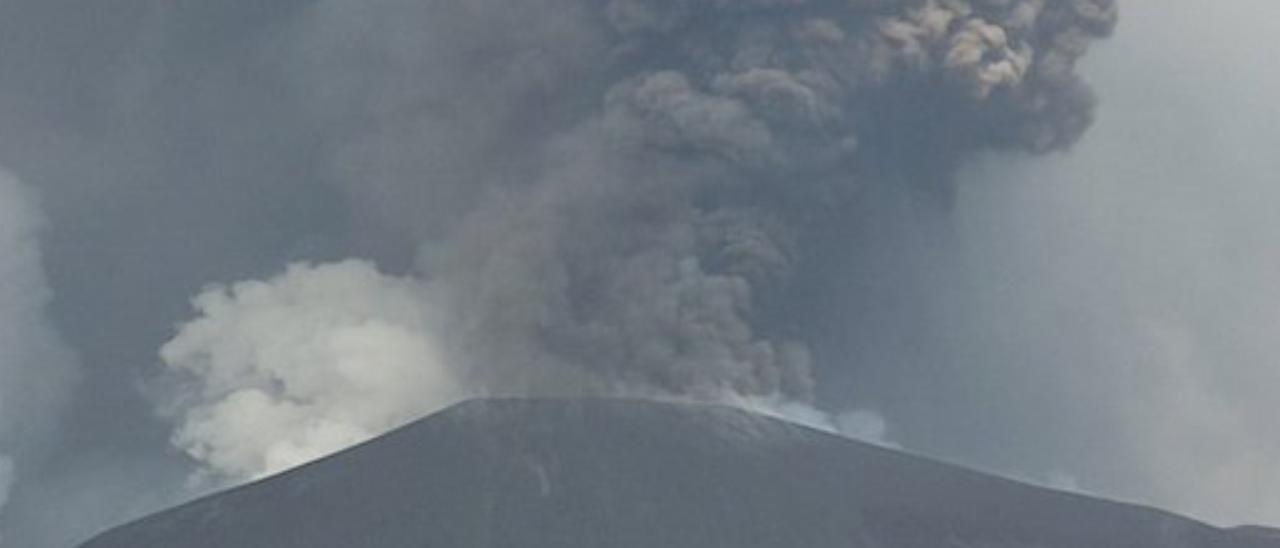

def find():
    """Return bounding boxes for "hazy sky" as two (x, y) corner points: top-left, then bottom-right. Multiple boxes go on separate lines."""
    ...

(0, 1), (1278, 546)
(811, 0), (1280, 525)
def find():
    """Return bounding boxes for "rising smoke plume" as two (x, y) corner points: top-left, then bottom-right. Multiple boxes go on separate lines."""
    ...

(0, 169), (78, 532)
(158, 0), (1117, 481)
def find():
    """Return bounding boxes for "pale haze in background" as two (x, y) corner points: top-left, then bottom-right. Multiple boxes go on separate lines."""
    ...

(798, 0), (1280, 528)
(939, 0), (1280, 523)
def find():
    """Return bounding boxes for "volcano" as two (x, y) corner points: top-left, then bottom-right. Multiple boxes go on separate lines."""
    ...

(81, 399), (1278, 548)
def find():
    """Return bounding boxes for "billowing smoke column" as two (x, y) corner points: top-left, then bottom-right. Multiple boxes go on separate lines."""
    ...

(437, 0), (1117, 398)
(0, 170), (78, 530)
(161, 0), (1117, 481)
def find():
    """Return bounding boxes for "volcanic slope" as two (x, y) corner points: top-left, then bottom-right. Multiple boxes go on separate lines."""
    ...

(82, 399), (1279, 548)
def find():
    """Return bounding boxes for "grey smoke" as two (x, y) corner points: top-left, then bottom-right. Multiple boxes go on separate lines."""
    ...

(436, 0), (1113, 402)
(299, 0), (1115, 396)
(147, 0), (1119, 491)
(152, 0), (1118, 495)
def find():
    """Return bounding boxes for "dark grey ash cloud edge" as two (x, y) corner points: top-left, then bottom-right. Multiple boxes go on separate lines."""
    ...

(80, 399), (1280, 548)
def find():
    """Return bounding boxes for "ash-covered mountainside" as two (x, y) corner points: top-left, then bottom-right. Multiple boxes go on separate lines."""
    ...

(82, 399), (1277, 548)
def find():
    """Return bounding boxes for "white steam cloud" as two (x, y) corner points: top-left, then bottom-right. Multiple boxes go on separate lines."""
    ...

(158, 260), (467, 483)
(736, 395), (899, 448)
(0, 169), (78, 533)
(0, 456), (12, 519)
(835, 410), (899, 449)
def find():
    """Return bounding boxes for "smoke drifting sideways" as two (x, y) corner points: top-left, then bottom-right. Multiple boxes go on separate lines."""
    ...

(155, 0), (1117, 484)
(0, 171), (78, 534)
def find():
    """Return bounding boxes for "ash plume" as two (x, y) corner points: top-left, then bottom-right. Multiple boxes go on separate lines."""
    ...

(394, 0), (1118, 397)
(158, 0), (1117, 481)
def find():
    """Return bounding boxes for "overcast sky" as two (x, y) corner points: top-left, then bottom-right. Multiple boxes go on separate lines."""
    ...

(0, 1), (1278, 546)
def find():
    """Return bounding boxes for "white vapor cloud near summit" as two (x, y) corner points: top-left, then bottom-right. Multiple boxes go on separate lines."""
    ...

(158, 260), (467, 483)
